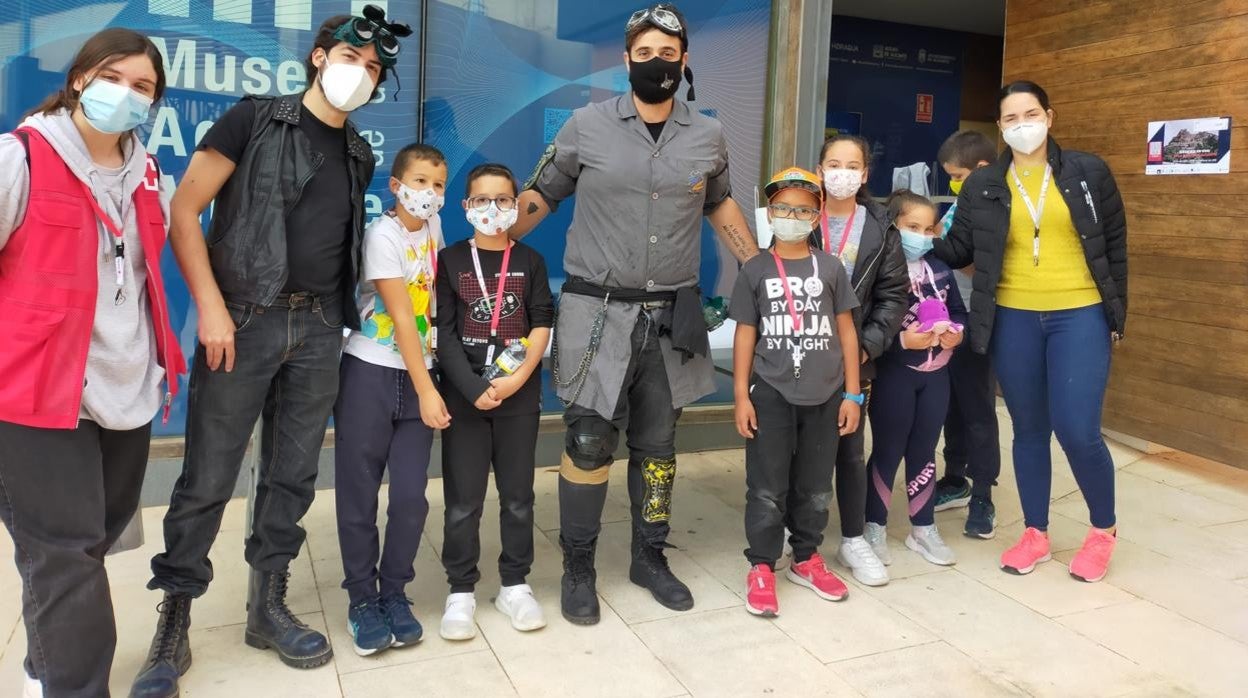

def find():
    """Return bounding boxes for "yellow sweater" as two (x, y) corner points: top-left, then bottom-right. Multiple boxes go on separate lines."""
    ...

(997, 167), (1101, 311)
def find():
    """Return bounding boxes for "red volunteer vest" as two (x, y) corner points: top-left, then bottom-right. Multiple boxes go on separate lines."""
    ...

(0, 127), (186, 429)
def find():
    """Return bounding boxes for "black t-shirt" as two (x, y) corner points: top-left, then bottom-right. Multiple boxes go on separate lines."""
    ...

(435, 240), (555, 417)
(645, 120), (666, 142)
(198, 99), (353, 296)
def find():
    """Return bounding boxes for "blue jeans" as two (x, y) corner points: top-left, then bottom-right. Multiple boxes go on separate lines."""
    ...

(150, 293), (344, 596)
(991, 305), (1115, 530)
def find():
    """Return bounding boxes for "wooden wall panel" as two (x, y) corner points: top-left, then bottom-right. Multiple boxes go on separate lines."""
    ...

(1005, 0), (1248, 466)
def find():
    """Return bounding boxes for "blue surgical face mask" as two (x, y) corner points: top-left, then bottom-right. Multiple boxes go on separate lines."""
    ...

(79, 80), (153, 134)
(899, 229), (934, 262)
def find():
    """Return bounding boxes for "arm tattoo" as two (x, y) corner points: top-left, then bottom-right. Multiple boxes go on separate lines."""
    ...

(526, 201), (539, 215)
(721, 224), (758, 261)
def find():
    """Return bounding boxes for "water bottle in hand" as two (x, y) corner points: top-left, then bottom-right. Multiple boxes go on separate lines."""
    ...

(483, 337), (530, 380)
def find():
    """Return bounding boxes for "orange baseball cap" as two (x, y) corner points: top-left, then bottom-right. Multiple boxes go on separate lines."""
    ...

(764, 166), (823, 203)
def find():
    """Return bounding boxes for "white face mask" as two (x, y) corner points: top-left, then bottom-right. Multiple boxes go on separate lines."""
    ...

(396, 183), (443, 221)
(770, 217), (814, 243)
(466, 203), (518, 237)
(1002, 121), (1048, 155)
(319, 61), (374, 112)
(822, 168), (863, 200)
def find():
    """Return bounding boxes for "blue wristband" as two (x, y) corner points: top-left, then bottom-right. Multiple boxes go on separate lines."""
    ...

(843, 391), (865, 405)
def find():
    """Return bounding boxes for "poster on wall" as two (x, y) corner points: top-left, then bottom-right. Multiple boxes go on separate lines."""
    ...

(1146, 117), (1232, 175)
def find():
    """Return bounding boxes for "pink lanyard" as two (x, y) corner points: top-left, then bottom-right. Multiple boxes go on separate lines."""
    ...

(819, 205), (857, 258)
(404, 229), (438, 284)
(770, 251), (818, 333)
(470, 240), (513, 339)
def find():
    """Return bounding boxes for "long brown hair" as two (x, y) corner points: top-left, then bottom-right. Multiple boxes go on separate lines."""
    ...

(818, 133), (874, 205)
(27, 28), (166, 118)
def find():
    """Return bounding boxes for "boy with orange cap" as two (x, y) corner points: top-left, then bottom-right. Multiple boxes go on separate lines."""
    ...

(729, 168), (864, 617)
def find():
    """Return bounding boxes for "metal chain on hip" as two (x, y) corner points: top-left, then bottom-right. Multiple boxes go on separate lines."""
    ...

(550, 292), (610, 408)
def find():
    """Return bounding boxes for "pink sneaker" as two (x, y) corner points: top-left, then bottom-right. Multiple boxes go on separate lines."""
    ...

(1069, 528), (1117, 583)
(786, 553), (848, 601)
(1000, 527), (1051, 575)
(745, 564), (779, 617)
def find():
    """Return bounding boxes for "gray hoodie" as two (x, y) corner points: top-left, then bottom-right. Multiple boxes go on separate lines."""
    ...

(0, 109), (169, 431)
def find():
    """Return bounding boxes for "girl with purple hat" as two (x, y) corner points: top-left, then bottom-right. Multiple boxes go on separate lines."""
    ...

(863, 191), (967, 568)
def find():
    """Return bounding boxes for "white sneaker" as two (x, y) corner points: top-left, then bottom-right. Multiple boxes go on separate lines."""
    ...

(907, 525), (957, 566)
(838, 536), (889, 586)
(439, 592), (478, 641)
(23, 675), (42, 698)
(495, 584), (546, 632)
(863, 522), (892, 566)
(775, 529), (793, 570)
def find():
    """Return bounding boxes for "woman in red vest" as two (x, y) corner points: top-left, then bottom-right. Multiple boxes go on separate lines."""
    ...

(0, 28), (185, 698)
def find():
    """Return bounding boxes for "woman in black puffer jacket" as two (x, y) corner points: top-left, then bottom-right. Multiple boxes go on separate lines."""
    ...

(935, 81), (1127, 584)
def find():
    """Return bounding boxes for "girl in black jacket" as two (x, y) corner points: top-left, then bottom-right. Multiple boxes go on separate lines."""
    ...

(935, 81), (1127, 584)
(800, 135), (909, 588)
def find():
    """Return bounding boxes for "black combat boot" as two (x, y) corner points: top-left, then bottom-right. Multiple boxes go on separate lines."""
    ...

(629, 532), (694, 611)
(244, 569), (333, 668)
(559, 536), (600, 625)
(129, 593), (193, 698)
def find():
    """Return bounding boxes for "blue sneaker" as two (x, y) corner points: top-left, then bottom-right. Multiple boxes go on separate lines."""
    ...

(964, 495), (996, 539)
(934, 478), (972, 512)
(380, 594), (424, 647)
(347, 597), (393, 657)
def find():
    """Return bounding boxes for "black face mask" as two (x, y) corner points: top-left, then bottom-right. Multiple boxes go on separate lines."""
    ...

(629, 57), (683, 104)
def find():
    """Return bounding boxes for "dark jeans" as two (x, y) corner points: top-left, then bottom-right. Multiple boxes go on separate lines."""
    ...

(942, 344), (1001, 498)
(866, 358), (950, 527)
(334, 354), (433, 604)
(743, 378), (839, 567)
(991, 305), (1115, 530)
(0, 419), (150, 698)
(561, 309), (680, 548)
(441, 406), (539, 592)
(832, 381), (870, 539)
(150, 293), (344, 596)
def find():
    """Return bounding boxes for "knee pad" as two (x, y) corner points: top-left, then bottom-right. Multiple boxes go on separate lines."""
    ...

(640, 457), (676, 523)
(565, 415), (620, 469)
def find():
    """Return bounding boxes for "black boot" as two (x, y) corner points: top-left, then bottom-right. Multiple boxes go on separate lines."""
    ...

(244, 569), (333, 668)
(129, 593), (193, 698)
(629, 533), (694, 611)
(559, 537), (600, 625)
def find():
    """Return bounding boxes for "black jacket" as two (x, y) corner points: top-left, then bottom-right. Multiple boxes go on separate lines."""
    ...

(934, 138), (1128, 354)
(205, 95), (375, 329)
(816, 200), (909, 380)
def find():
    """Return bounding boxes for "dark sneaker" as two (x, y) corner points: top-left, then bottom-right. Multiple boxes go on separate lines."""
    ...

(964, 496), (996, 539)
(380, 594), (424, 647)
(244, 570), (333, 669)
(129, 593), (193, 698)
(934, 477), (972, 512)
(347, 597), (393, 656)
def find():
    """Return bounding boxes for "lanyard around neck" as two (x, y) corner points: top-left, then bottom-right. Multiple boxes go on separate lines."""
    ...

(79, 180), (127, 290)
(820, 204), (857, 258)
(1009, 163), (1052, 266)
(470, 240), (513, 338)
(770, 250), (818, 333)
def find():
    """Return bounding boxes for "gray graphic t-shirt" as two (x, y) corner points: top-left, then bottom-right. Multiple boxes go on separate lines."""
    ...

(730, 249), (859, 406)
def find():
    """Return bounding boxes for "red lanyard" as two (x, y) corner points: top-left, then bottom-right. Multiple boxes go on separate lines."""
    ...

(470, 240), (513, 338)
(820, 205), (857, 258)
(79, 181), (126, 288)
(771, 251), (814, 333)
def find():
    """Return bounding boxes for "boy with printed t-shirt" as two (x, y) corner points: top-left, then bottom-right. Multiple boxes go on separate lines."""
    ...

(730, 167), (863, 617)
(334, 143), (451, 657)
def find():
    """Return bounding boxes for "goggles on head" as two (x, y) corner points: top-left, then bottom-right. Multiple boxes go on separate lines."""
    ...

(626, 4), (685, 38)
(332, 4), (412, 69)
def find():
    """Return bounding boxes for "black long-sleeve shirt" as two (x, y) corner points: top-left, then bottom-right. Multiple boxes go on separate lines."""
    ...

(435, 240), (555, 416)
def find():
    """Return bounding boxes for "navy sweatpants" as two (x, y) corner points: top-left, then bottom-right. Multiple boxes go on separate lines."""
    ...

(866, 357), (950, 527)
(334, 354), (435, 605)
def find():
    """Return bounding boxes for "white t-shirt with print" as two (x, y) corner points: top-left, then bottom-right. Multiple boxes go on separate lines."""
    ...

(345, 211), (443, 370)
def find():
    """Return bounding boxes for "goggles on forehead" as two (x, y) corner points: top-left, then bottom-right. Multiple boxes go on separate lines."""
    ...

(626, 5), (685, 37)
(332, 4), (412, 68)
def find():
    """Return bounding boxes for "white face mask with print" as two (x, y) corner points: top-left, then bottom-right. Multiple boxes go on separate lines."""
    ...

(466, 203), (518, 236)
(396, 183), (444, 221)
(822, 168), (863, 200)
(319, 61), (374, 112)
(1002, 121), (1049, 156)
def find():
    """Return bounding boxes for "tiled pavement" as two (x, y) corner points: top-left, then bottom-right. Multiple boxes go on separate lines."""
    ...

(2, 408), (1247, 697)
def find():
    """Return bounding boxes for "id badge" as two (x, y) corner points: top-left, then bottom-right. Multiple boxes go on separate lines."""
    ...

(484, 343), (496, 370)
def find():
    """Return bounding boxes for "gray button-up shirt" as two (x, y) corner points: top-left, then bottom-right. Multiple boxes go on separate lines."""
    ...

(532, 94), (732, 419)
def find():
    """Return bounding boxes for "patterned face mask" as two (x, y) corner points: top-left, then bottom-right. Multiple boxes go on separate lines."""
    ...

(466, 202), (518, 236)
(395, 182), (444, 220)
